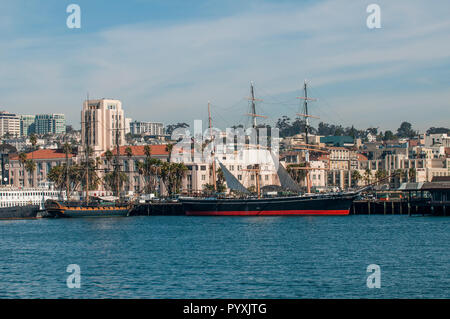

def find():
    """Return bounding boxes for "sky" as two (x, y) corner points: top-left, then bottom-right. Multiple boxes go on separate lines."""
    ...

(0, 0), (449, 133)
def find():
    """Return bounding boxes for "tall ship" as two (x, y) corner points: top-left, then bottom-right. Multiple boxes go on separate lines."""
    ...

(0, 187), (60, 219)
(45, 100), (130, 218)
(180, 81), (360, 216)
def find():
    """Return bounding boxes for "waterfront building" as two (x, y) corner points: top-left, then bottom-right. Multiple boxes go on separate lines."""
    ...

(20, 115), (36, 136)
(8, 149), (74, 188)
(81, 99), (126, 156)
(99, 145), (169, 194)
(0, 111), (20, 137)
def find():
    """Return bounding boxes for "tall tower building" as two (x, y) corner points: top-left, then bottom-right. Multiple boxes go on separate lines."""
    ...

(81, 99), (126, 155)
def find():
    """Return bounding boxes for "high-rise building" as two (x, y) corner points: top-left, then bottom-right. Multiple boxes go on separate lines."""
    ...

(34, 114), (66, 135)
(130, 121), (165, 136)
(20, 115), (36, 136)
(0, 111), (20, 137)
(81, 99), (126, 155)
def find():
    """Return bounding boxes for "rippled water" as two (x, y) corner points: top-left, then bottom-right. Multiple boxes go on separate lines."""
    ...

(0, 215), (449, 298)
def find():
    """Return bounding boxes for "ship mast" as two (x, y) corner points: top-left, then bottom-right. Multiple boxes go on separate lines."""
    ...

(245, 82), (265, 198)
(208, 101), (217, 192)
(114, 121), (121, 200)
(84, 95), (90, 204)
(296, 80), (317, 194)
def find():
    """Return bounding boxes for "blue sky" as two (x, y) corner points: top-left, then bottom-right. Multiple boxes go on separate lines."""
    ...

(0, 0), (449, 132)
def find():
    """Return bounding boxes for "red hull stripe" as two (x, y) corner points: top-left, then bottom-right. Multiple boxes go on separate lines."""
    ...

(186, 210), (349, 216)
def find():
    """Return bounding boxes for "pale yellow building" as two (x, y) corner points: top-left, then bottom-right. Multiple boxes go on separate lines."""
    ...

(81, 99), (126, 156)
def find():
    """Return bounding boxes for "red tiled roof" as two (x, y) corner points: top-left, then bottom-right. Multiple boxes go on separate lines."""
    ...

(104, 145), (169, 157)
(357, 154), (368, 161)
(9, 149), (74, 161)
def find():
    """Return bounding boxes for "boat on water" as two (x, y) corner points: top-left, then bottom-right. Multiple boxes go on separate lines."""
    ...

(181, 193), (357, 216)
(180, 81), (360, 216)
(44, 198), (130, 218)
(0, 187), (60, 219)
(0, 205), (40, 219)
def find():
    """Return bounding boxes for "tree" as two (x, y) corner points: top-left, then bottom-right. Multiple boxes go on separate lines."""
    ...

(125, 146), (133, 159)
(160, 162), (187, 196)
(426, 127), (450, 135)
(287, 164), (307, 186)
(48, 163), (83, 196)
(25, 159), (36, 187)
(383, 130), (396, 141)
(166, 123), (189, 136)
(166, 144), (174, 162)
(29, 133), (38, 151)
(397, 122), (417, 138)
(18, 152), (27, 187)
(103, 171), (128, 193)
(364, 168), (372, 185)
(351, 170), (362, 187)
(375, 169), (387, 185)
(105, 149), (113, 170)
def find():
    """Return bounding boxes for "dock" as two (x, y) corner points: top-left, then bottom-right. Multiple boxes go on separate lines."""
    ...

(351, 199), (447, 216)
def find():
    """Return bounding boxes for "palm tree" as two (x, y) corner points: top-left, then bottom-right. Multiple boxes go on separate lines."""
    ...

(166, 144), (174, 162)
(25, 159), (36, 187)
(29, 133), (38, 151)
(364, 168), (372, 186)
(144, 145), (152, 158)
(287, 164), (306, 186)
(375, 169), (387, 185)
(18, 152), (27, 187)
(351, 170), (362, 187)
(125, 146), (133, 159)
(105, 149), (113, 170)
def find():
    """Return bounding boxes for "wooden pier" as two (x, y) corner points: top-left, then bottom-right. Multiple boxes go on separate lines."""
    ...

(351, 199), (447, 216)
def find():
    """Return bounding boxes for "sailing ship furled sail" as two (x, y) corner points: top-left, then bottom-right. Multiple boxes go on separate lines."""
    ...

(180, 81), (358, 216)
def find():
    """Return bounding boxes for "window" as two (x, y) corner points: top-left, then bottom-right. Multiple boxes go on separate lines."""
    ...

(201, 175), (206, 181)
(238, 175), (242, 181)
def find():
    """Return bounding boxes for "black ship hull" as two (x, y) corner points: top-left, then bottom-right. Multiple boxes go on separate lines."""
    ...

(44, 199), (130, 218)
(181, 194), (357, 216)
(0, 205), (40, 219)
